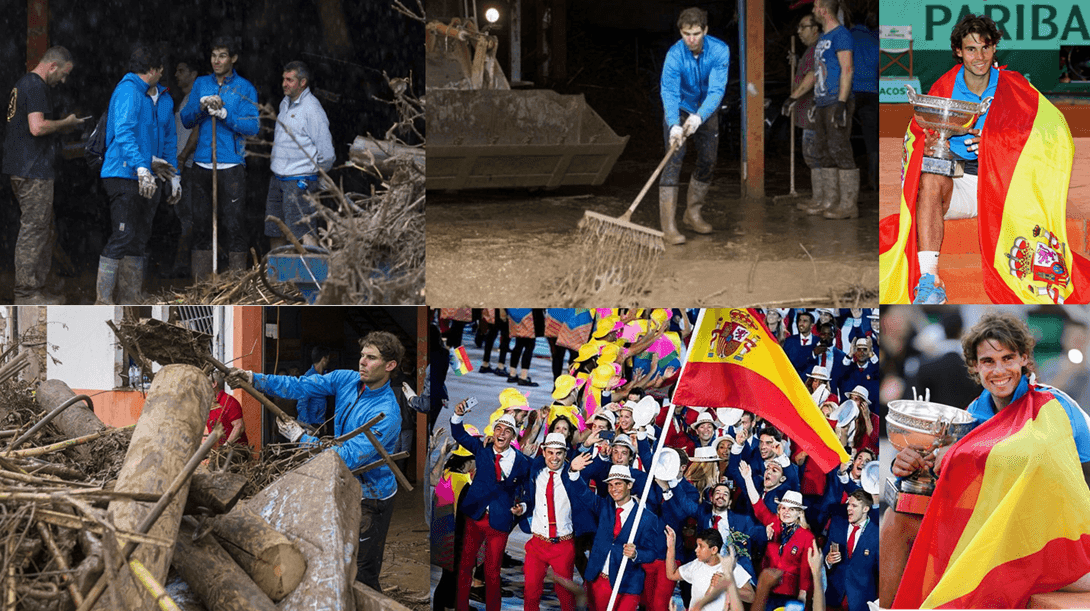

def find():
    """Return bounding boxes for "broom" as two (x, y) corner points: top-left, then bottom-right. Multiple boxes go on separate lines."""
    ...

(578, 139), (681, 253)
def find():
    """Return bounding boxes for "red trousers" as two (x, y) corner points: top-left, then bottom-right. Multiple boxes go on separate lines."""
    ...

(457, 514), (509, 611)
(588, 576), (639, 611)
(639, 559), (675, 611)
(523, 537), (576, 611)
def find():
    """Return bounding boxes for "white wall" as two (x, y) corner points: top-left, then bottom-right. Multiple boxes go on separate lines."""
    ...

(47, 306), (122, 390)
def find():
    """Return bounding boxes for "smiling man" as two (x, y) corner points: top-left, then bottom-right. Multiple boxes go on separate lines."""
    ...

(180, 35), (259, 276)
(229, 330), (405, 591)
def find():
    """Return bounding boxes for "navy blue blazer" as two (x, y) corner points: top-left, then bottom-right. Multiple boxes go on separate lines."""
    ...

(451, 420), (531, 532)
(726, 446), (801, 516)
(518, 455), (597, 536)
(824, 516), (878, 611)
(662, 485), (767, 583)
(570, 474), (662, 595)
(781, 333), (818, 377)
(581, 455), (664, 512)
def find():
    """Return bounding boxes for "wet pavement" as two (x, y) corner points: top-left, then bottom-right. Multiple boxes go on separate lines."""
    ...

(427, 156), (879, 305)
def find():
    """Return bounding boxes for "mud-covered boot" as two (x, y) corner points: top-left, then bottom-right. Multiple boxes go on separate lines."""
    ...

(805, 169), (838, 215)
(798, 167), (825, 211)
(94, 257), (120, 305)
(659, 186), (686, 245)
(192, 250), (213, 282)
(683, 179), (713, 234)
(117, 256), (145, 304)
(824, 168), (860, 219)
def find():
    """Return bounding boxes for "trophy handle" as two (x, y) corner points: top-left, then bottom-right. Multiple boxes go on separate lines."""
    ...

(905, 84), (918, 103)
(979, 96), (993, 115)
(929, 415), (953, 449)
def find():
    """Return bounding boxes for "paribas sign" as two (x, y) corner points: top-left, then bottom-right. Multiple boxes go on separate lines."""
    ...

(884, 2), (1089, 49)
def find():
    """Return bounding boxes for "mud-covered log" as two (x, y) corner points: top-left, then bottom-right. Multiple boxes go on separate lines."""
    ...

(173, 521), (277, 611)
(93, 365), (212, 611)
(211, 507), (307, 601)
(185, 467), (248, 515)
(35, 380), (105, 438)
(350, 136), (425, 175)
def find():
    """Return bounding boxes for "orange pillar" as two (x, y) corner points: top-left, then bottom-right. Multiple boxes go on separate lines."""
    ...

(415, 307), (427, 484)
(233, 306), (265, 452)
(742, 0), (765, 199)
(27, 0), (48, 71)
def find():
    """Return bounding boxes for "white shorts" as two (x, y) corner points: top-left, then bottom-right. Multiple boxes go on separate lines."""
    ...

(943, 172), (978, 220)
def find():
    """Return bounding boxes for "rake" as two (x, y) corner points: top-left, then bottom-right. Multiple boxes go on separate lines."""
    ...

(578, 139), (680, 253)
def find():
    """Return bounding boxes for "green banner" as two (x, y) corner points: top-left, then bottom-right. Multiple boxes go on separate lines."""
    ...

(881, 0), (1090, 93)
(881, 1), (1089, 49)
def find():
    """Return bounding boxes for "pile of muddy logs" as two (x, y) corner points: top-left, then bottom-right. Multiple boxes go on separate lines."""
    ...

(0, 366), (403, 611)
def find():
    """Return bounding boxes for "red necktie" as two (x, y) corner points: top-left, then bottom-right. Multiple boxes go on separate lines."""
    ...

(613, 507), (624, 538)
(495, 453), (503, 482)
(546, 471), (557, 538)
(713, 515), (721, 530)
(847, 524), (859, 558)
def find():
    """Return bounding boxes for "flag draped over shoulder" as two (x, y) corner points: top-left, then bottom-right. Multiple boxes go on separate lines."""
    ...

(671, 309), (848, 472)
(893, 385), (1090, 609)
(879, 64), (1090, 303)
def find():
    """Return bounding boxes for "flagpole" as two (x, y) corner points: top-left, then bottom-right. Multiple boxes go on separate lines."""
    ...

(605, 309), (702, 611)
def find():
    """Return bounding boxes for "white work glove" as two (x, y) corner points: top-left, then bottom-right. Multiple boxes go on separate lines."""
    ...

(683, 113), (703, 137)
(226, 367), (253, 387)
(199, 95), (223, 112)
(277, 417), (304, 443)
(136, 167), (156, 199)
(402, 381), (418, 401)
(669, 125), (684, 149)
(210, 106), (227, 120)
(168, 175), (182, 205)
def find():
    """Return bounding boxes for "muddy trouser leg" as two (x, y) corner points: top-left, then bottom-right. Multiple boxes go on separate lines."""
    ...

(281, 177), (319, 240)
(357, 496), (395, 590)
(691, 112), (719, 184)
(10, 177), (55, 298)
(823, 100), (856, 170)
(101, 178), (146, 260)
(221, 166), (248, 254)
(800, 128), (820, 170)
(264, 175), (285, 239)
(659, 117), (687, 188)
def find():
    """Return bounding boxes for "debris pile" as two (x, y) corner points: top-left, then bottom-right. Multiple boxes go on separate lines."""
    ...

(0, 348), (415, 610)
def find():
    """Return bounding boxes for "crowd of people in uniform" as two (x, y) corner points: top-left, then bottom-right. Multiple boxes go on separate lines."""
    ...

(430, 308), (880, 611)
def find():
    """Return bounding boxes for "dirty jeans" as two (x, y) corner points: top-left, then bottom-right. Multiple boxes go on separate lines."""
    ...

(264, 175), (319, 240)
(358, 496), (395, 590)
(802, 128), (821, 169)
(812, 99), (856, 169)
(190, 165), (247, 252)
(661, 110), (719, 187)
(102, 178), (159, 260)
(10, 177), (55, 298)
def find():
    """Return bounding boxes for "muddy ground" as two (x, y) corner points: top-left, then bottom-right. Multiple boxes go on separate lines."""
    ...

(380, 486), (432, 610)
(427, 155), (879, 306)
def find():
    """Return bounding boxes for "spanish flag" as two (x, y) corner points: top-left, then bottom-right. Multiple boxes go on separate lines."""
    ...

(671, 309), (848, 473)
(893, 385), (1090, 608)
(879, 65), (1090, 303)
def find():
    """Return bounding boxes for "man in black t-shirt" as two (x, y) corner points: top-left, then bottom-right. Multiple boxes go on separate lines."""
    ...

(3, 46), (83, 304)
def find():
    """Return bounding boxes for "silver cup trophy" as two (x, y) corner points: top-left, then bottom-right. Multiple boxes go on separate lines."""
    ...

(885, 398), (977, 514)
(906, 84), (993, 178)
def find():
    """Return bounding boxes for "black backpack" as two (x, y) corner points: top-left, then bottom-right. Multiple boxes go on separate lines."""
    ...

(84, 113), (108, 173)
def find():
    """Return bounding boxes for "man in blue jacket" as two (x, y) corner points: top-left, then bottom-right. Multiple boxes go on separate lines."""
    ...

(569, 460), (662, 611)
(659, 6), (730, 245)
(449, 407), (530, 611)
(97, 44), (178, 304)
(824, 490), (878, 611)
(231, 330), (404, 591)
(180, 36), (259, 276)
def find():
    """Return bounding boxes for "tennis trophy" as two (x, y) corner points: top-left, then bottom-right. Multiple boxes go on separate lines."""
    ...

(906, 84), (993, 178)
(885, 398), (977, 514)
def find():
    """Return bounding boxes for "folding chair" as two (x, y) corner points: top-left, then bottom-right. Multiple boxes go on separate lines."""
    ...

(879, 25), (913, 77)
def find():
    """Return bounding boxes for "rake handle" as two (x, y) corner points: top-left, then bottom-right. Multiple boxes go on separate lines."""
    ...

(619, 139), (682, 223)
